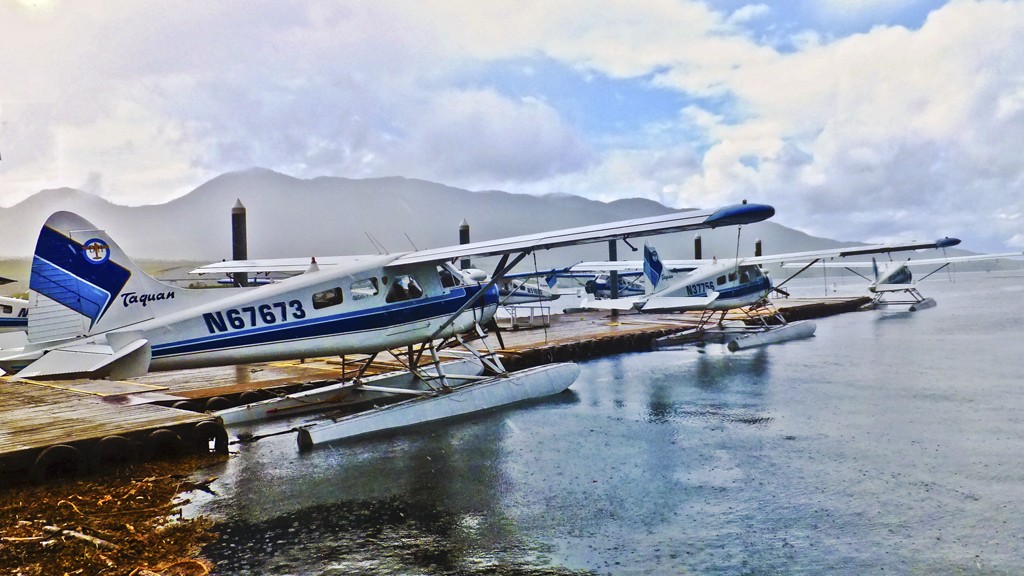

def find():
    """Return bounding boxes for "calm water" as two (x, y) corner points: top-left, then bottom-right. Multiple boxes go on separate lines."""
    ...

(188, 271), (1024, 575)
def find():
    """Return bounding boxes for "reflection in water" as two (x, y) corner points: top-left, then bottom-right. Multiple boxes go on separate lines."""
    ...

(641, 347), (772, 427)
(198, 396), (591, 575)
(205, 495), (593, 575)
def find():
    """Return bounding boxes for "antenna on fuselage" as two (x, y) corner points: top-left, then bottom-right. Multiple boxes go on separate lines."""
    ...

(404, 233), (418, 251)
(364, 232), (388, 255)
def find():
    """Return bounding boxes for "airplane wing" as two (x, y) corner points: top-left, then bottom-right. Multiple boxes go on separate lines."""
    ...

(188, 203), (774, 275)
(744, 238), (962, 266)
(388, 203), (774, 266)
(560, 239), (965, 275)
(189, 255), (388, 275)
(781, 251), (1024, 269)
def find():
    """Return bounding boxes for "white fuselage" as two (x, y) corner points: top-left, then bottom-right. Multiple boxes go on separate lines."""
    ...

(5, 261), (498, 374)
(0, 296), (28, 332)
(648, 262), (772, 311)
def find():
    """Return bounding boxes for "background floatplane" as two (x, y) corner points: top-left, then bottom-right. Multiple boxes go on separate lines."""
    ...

(782, 250), (1024, 311)
(570, 237), (964, 350)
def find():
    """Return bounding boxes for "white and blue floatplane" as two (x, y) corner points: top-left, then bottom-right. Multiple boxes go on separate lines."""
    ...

(0, 202), (774, 448)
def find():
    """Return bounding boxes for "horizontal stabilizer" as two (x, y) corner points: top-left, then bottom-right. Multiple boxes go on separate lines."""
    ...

(0, 331), (28, 349)
(580, 298), (639, 311)
(638, 293), (719, 312)
(13, 338), (150, 380)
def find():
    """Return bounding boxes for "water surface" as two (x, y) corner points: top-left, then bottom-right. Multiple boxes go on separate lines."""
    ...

(189, 271), (1024, 575)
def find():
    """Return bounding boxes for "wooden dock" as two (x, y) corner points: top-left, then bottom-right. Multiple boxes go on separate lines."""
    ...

(0, 377), (225, 486)
(494, 296), (872, 369)
(0, 296), (868, 484)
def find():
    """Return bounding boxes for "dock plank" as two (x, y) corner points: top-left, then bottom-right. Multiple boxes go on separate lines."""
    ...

(0, 379), (213, 455)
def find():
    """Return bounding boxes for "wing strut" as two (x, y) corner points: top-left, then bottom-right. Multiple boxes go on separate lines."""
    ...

(915, 262), (952, 283)
(841, 266), (873, 282)
(427, 250), (531, 341)
(773, 258), (825, 291)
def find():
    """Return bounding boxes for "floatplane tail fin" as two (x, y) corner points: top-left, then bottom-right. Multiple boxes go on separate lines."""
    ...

(11, 212), (197, 378)
(28, 212), (192, 343)
(643, 243), (666, 293)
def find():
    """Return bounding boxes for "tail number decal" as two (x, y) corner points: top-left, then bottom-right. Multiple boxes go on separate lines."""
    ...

(685, 282), (715, 296)
(203, 300), (307, 334)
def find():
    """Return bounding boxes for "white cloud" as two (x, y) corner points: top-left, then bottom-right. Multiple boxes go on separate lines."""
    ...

(728, 4), (771, 25)
(1, 0), (1022, 251)
(642, 1), (1024, 249)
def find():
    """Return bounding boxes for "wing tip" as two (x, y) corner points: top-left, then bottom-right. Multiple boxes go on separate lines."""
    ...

(705, 202), (775, 228)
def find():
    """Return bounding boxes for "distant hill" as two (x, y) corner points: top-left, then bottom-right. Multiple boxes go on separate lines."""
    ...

(0, 169), (858, 264)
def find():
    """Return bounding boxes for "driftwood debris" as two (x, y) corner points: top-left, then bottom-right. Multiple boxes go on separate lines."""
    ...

(0, 455), (224, 575)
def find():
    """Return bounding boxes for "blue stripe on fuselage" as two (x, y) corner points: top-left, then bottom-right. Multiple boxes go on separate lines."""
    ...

(714, 277), (771, 300)
(151, 285), (496, 358)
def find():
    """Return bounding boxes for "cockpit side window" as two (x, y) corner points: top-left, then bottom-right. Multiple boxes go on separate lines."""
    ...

(350, 277), (380, 301)
(437, 265), (462, 288)
(386, 275), (424, 303)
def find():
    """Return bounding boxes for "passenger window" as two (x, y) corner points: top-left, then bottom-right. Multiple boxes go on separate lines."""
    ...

(728, 272), (737, 282)
(386, 275), (424, 303)
(0, 305), (11, 314)
(312, 287), (344, 309)
(350, 278), (380, 301)
(716, 275), (727, 285)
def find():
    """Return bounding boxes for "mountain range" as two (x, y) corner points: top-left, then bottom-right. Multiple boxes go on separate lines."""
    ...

(0, 168), (861, 265)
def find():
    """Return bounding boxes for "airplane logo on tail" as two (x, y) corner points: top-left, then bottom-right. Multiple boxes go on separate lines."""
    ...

(82, 239), (111, 264)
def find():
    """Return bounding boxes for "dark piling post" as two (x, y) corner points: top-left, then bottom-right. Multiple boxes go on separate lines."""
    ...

(755, 239), (762, 257)
(608, 239), (618, 320)
(694, 234), (702, 259)
(459, 219), (471, 270)
(232, 199), (248, 287)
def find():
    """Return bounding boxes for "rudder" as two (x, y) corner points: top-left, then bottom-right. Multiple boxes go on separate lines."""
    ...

(643, 243), (665, 292)
(28, 212), (179, 342)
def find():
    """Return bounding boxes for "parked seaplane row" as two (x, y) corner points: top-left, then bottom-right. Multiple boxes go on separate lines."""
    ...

(3, 202), (1017, 450)
(0, 202), (773, 448)
(514, 233), (1021, 350)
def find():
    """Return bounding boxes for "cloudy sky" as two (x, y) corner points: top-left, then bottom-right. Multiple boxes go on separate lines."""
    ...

(1, 0), (1022, 251)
